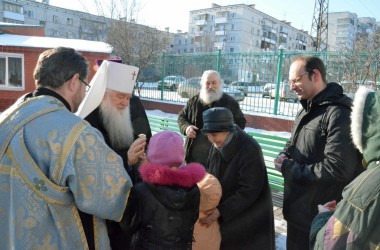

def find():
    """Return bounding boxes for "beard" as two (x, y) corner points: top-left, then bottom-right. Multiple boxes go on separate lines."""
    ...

(99, 98), (134, 150)
(199, 85), (223, 105)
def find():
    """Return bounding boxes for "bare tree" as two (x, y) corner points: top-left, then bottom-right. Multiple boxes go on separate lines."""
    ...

(336, 28), (380, 93)
(78, 0), (172, 95)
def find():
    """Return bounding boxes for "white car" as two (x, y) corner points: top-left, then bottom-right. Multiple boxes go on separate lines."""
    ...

(157, 75), (186, 91)
(270, 83), (298, 103)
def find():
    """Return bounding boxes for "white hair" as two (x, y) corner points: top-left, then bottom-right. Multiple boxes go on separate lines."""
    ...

(99, 97), (134, 149)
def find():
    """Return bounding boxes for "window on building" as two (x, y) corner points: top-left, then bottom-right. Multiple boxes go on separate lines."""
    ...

(3, 2), (23, 14)
(257, 29), (260, 36)
(231, 24), (234, 30)
(230, 48), (234, 52)
(0, 53), (24, 89)
(67, 18), (73, 25)
(52, 29), (58, 36)
(26, 10), (33, 18)
(53, 15), (58, 23)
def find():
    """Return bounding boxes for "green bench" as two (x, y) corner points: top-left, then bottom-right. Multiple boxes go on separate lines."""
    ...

(147, 114), (288, 192)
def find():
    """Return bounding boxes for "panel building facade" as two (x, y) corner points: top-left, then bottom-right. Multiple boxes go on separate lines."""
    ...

(173, 3), (313, 54)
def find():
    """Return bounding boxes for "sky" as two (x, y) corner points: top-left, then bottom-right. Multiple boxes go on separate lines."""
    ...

(48, 0), (380, 33)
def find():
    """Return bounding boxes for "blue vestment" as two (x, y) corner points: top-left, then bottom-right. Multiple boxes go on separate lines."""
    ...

(0, 95), (132, 249)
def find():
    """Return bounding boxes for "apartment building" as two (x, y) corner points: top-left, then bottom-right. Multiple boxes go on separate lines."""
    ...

(327, 12), (378, 51)
(1, 0), (109, 40)
(173, 3), (314, 54)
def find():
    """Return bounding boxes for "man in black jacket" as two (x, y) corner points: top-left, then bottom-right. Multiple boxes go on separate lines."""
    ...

(274, 56), (363, 250)
(178, 70), (246, 166)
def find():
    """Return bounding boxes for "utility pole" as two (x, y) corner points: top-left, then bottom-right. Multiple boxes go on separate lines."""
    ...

(310, 0), (329, 51)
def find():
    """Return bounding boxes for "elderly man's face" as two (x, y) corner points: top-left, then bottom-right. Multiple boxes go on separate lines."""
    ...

(206, 131), (230, 149)
(104, 90), (131, 111)
(204, 73), (221, 93)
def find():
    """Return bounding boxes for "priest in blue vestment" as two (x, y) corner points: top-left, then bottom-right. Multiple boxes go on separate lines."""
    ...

(0, 47), (133, 250)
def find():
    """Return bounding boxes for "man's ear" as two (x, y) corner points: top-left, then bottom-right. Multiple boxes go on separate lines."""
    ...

(66, 73), (79, 92)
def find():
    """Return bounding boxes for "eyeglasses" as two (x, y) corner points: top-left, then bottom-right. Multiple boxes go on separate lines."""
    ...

(66, 73), (90, 92)
(79, 78), (91, 92)
(289, 72), (309, 86)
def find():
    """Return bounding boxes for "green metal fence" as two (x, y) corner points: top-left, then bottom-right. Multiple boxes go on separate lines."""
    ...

(135, 49), (380, 118)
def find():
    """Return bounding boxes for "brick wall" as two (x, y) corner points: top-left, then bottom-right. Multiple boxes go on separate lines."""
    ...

(0, 46), (110, 111)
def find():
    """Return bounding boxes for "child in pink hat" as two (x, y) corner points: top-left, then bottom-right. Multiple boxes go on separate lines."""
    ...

(121, 130), (206, 250)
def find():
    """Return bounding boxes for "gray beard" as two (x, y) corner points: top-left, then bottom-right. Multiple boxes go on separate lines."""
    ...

(199, 86), (223, 104)
(99, 100), (134, 150)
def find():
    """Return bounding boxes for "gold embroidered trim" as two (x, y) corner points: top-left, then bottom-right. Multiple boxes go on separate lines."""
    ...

(52, 122), (87, 184)
(72, 206), (89, 250)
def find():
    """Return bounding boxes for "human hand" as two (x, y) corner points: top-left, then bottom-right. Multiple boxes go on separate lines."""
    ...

(185, 125), (198, 139)
(127, 137), (147, 165)
(199, 208), (220, 228)
(318, 200), (337, 213)
(274, 153), (288, 172)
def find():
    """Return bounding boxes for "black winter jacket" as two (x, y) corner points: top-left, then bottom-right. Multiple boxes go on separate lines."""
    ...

(178, 93), (246, 166)
(207, 127), (275, 250)
(121, 162), (206, 250)
(281, 82), (363, 232)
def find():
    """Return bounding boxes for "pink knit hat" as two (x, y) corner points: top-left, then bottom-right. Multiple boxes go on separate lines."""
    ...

(147, 131), (184, 166)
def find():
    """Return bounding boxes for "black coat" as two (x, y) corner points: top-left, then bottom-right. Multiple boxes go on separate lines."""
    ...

(206, 127), (275, 250)
(178, 93), (246, 166)
(83, 94), (152, 250)
(281, 82), (363, 232)
(121, 162), (205, 250)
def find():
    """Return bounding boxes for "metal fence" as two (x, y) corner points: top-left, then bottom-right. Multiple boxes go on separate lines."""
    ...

(135, 49), (380, 118)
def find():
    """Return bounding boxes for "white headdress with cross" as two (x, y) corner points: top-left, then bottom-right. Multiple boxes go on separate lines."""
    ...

(76, 60), (139, 118)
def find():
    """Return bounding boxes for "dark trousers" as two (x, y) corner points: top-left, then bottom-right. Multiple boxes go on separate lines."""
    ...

(286, 222), (310, 250)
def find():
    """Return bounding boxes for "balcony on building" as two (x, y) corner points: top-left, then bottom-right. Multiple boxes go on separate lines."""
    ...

(262, 25), (277, 34)
(261, 36), (276, 45)
(3, 10), (25, 22)
(215, 11), (228, 24)
(215, 30), (226, 36)
(196, 19), (207, 26)
(194, 31), (204, 37)
(279, 28), (288, 38)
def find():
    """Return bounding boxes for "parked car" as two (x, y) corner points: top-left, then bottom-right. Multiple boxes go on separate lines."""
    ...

(177, 77), (245, 102)
(177, 77), (201, 98)
(230, 81), (250, 96)
(270, 83), (298, 103)
(157, 75), (186, 91)
(262, 83), (276, 97)
(223, 85), (245, 102)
